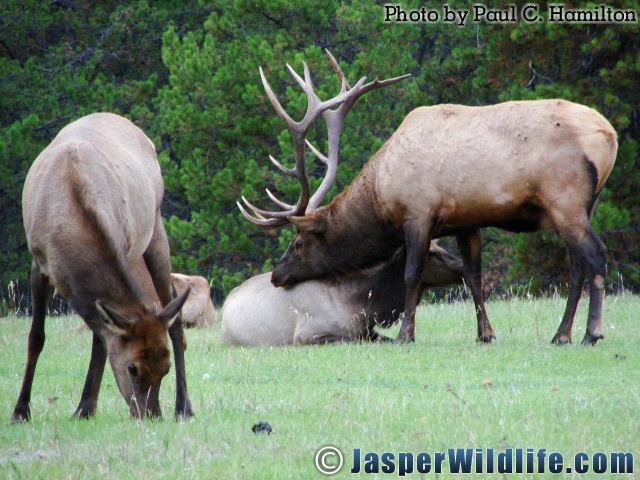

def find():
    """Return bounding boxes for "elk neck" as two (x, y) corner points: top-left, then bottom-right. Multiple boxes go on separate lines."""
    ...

(322, 165), (402, 276)
(63, 176), (146, 325)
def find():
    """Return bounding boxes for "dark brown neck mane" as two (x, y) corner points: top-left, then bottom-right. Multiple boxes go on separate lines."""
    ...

(322, 165), (402, 276)
(66, 178), (143, 322)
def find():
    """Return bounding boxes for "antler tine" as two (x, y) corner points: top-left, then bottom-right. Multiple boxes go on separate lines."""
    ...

(355, 73), (412, 97)
(324, 49), (350, 91)
(286, 63), (306, 90)
(240, 195), (303, 220)
(305, 139), (328, 165)
(259, 67), (295, 127)
(266, 189), (295, 210)
(237, 201), (289, 228)
(269, 154), (296, 177)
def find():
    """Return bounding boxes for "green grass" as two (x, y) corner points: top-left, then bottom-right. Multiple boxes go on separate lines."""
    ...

(1, 295), (639, 479)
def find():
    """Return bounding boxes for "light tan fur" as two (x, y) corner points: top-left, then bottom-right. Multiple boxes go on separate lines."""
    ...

(171, 274), (216, 328)
(371, 100), (616, 233)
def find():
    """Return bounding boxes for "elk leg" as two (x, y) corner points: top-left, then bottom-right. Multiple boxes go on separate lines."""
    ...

(397, 220), (431, 343)
(578, 228), (607, 346)
(143, 215), (193, 418)
(551, 251), (586, 344)
(366, 328), (394, 343)
(73, 332), (107, 419)
(11, 262), (50, 423)
(143, 214), (174, 306)
(552, 210), (607, 346)
(456, 229), (495, 343)
(303, 333), (354, 344)
(145, 384), (162, 418)
(167, 320), (193, 418)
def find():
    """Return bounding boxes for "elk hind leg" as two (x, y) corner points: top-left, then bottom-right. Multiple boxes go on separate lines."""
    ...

(578, 228), (607, 345)
(552, 211), (606, 346)
(551, 252), (586, 345)
(456, 229), (495, 343)
(11, 262), (50, 423)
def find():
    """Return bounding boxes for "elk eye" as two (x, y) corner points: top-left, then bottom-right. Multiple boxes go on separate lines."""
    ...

(294, 239), (303, 250)
(127, 363), (138, 377)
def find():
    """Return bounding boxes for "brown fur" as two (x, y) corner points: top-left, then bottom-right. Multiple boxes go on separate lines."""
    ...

(13, 113), (193, 423)
(272, 100), (618, 346)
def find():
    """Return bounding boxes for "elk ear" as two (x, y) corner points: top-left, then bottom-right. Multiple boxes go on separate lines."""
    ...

(158, 285), (191, 329)
(96, 301), (132, 337)
(290, 215), (327, 235)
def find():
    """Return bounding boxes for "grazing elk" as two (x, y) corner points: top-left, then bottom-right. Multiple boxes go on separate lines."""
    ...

(221, 242), (463, 346)
(13, 113), (193, 422)
(170, 274), (216, 328)
(240, 52), (617, 346)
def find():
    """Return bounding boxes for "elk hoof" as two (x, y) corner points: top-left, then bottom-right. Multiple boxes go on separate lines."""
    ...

(581, 331), (604, 346)
(394, 335), (415, 343)
(477, 332), (496, 343)
(551, 333), (572, 345)
(376, 334), (394, 343)
(72, 406), (95, 420)
(175, 404), (194, 420)
(10, 409), (30, 424)
(144, 407), (163, 420)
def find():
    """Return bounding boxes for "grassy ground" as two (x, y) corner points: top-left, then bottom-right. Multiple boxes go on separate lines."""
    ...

(1, 295), (638, 479)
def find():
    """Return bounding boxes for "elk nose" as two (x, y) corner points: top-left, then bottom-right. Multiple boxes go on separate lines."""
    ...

(270, 271), (279, 286)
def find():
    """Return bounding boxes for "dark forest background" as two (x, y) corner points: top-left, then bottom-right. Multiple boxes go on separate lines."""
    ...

(1, 1), (638, 313)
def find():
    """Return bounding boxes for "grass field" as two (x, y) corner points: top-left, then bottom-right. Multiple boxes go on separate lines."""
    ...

(1, 295), (638, 479)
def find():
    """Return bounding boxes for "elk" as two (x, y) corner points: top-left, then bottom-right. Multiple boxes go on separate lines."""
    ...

(221, 241), (462, 346)
(13, 113), (193, 422)
(170, 274), (216, 328)
(240, 52), (618, 346)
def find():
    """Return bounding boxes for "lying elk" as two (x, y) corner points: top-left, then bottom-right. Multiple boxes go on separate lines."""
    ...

(221, 242), (462, 346)
(13, 113), (193, 422)
(171, 274), (216, 328)
(240, 51), (617, 346)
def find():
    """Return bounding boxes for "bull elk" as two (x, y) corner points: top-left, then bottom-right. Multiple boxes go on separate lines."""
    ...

(240, 52), (618, 346)
(221, 242), (462, 346)
(13, 113), (193, 422)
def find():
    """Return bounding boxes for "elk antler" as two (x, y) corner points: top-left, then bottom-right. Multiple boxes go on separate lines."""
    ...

(238, 49), (410, 228)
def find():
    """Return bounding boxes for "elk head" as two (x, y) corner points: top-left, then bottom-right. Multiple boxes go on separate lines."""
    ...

(238, 50), (409, 287)
(96, 286), (191, 419)
(420, 241), (464, 288)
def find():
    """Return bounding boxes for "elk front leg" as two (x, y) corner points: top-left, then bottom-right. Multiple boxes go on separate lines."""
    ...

(73, 332), (107, 419)
(144, 214), (193, 418)
(167, 320), (193, 418)
(11, 262), (50, 423)
(551, 251), (586, 345)
(366, 328), (394, 343)
(456, 229), (495, 343)
(397, 220), (431, 343)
